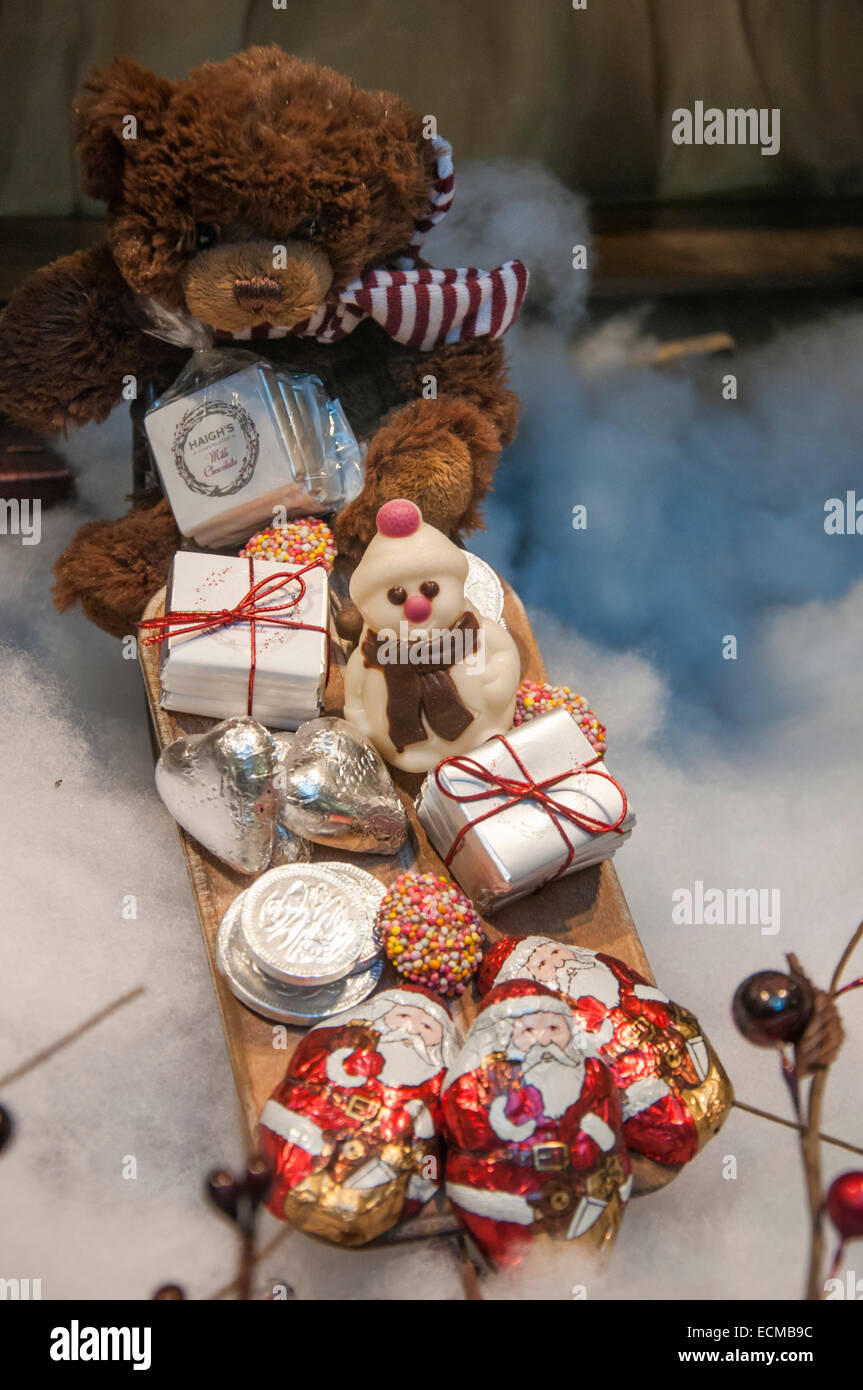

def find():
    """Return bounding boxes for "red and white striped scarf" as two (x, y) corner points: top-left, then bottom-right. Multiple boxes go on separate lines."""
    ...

(224, 136), (528, 352)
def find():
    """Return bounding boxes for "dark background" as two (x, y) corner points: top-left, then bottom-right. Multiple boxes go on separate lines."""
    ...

(2, 0), (862, 310)
(2, 0), (863, 211)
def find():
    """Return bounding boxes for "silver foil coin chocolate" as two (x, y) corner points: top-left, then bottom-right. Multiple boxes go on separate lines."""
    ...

(240, 864), (371, 986)
(317, 862), (387, 972)
(464, 551), (505, 624)
(217, 892), (382, 1024)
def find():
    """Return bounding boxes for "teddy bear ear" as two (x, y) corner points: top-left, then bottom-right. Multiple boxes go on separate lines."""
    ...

(73, 57), (174, 204)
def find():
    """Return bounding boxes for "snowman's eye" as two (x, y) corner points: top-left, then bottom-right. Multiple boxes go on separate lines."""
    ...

(420, 581), (440, 599)
(387, 587), (407, 605)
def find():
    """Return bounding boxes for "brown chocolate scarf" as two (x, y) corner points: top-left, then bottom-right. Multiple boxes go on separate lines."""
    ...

(362, 612), (480, 752)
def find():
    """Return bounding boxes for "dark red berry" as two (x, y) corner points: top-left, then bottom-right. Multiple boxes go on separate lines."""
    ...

(732, 971), (814, 1047)
(153, 1283), (186, 1300)
(245, 1155), (273, 1208)
(206, 1168), (239, 1220)
(827, 1172), (863, 1240)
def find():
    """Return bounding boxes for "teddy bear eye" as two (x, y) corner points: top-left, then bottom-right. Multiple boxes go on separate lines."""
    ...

(420, 581), (440, 599)
(387, 586), (407, 606)
(194, 222), (220, 251)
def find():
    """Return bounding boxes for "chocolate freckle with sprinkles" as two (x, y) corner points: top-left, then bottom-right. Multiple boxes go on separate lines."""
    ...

(375, 870), (484, 997)
(513, 679), (607, 756)
(240, 516), (336, 573)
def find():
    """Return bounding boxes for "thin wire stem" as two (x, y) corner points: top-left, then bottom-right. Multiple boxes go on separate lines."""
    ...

(0, 987), (146, 1089)
(801, 920), (863, 1301)
(208, 1224), (294, 1301)
(732, 1100), (863, 1157)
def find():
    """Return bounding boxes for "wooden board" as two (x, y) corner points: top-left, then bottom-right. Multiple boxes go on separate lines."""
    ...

(139, 576), (669, 1240)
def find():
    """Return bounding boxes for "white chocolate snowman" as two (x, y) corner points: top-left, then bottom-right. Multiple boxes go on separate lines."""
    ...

(343, 500), (521, 773)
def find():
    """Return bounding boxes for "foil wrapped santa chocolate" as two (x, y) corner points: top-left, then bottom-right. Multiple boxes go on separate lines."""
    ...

(144, 347), (362, 549)
(417, 706), (635, 913)
(257, 985), (458, 1245)
(441, 980), (631, 1267)
(151, 550), (328, 729)
(479, 936), (733, 1167)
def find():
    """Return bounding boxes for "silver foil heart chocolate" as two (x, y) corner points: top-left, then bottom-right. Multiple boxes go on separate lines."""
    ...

(273, 717), (408, 855)
(155, 716), (281, 874)
(270, 823), (312, 866)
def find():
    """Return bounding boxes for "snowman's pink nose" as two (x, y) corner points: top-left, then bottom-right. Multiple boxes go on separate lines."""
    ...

(404, 593), (432, 623)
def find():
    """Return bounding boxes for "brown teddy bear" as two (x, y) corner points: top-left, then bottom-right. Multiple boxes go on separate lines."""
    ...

(0, 47), (526, 637)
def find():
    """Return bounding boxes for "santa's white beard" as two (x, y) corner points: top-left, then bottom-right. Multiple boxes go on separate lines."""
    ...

(377, 1031), (442, 1087)
(518, 1044), (585, 1118)
(555, 960), (620, 1009)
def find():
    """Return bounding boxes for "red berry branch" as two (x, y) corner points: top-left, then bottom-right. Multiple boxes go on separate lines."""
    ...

(732, 920), (863, 1300)
(150, 1156), (274, 1301)
(204, 1157), (274, 1302)
(0, 1104), (13, 1154)
(826, 1173), (863, 1282)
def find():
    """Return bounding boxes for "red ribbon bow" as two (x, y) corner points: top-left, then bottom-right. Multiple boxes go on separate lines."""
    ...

(434, 733), (627, 882)
(137, 557), (329, 717)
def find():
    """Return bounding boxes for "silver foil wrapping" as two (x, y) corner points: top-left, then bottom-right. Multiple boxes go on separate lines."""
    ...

(240, 864), (376, 985)
(274, 717), (409, 855)
(155, 716), (279, 874)
(217, 891), (382, 1024)
(416, 707), (635, 913)
(464, 551), (505, 623)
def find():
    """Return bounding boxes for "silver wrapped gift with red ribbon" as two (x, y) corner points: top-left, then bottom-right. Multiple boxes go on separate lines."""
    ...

(417, 707), (635, 914)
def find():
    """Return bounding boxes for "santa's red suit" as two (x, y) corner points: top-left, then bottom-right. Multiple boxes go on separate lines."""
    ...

(258, 986), (458, 1246)
(441, 980), (631, 1267)
(479, 936), (732, 1166)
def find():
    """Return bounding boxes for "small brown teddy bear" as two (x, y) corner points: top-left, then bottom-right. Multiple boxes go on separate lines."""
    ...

(0, 47), (526, 637)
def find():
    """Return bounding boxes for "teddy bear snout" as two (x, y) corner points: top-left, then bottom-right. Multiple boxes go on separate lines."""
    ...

(183, 238), (333, 332)
(233, 275), (283, 313)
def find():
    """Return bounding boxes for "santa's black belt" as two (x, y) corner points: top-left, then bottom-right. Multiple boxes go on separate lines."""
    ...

(464, 1140), (571, 1172)
(287, 1083), (380, 1124)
